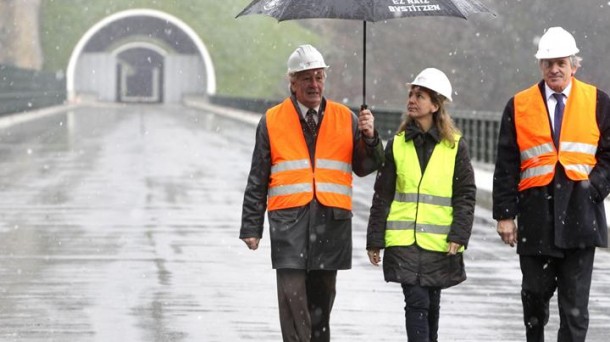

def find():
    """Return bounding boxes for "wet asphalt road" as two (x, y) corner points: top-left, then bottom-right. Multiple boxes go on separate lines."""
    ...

(0, 103), (608, 341)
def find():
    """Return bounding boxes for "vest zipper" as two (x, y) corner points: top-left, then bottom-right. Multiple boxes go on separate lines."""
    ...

(415, 175), (424, 280)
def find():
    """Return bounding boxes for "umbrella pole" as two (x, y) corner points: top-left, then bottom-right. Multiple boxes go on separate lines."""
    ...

(361, 20), (367, 110)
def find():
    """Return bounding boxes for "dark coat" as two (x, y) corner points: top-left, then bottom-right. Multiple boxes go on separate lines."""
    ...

(240, 96), (384, 270)
(366, 123), (477, 288)
(493, 80), (610, 256)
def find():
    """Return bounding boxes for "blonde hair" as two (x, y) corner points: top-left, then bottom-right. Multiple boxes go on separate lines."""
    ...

(397, 87), (461, 147)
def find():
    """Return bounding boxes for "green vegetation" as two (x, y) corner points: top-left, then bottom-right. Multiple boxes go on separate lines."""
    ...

(38, 1), (610, 111)
(40, 0), (322, 99)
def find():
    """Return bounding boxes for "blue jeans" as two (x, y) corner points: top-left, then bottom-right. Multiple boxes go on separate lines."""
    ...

(401, 284), (441, 342)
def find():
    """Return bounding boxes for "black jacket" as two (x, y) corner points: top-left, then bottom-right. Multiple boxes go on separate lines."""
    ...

(240, 96), (384, 270)
(367, 123), (477, 288)
(493, 80), (610, 256)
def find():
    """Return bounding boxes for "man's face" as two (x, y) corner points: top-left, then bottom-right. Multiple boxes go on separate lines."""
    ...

(291, 68), (325, 108)
(540, 57), (576, 92)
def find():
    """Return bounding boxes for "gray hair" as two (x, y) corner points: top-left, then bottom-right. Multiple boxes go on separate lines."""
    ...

(538, 55), (582, 69)
(570, 55), (582, 68)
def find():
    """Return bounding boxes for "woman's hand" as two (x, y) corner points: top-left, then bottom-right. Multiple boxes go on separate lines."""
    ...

(447, 242), (461, 255)
(367, 248), (381, 266)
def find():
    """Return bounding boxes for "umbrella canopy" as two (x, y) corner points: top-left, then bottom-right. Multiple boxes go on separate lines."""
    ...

(236, 0), (495, 107)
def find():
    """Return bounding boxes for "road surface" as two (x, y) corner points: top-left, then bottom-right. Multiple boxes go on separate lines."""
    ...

(0, 103), (608, 341)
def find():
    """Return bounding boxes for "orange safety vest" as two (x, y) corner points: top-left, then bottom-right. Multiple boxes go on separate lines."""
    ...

(266, 98), (354, 211)
(514, 78), (599, 191)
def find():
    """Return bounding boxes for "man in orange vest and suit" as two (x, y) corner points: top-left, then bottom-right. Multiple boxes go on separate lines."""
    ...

(493, 26), (610, 341)
(240, 44), (384, 342)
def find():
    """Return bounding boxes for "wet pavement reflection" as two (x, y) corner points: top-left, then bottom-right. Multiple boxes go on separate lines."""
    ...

(0, 103), (608, 341)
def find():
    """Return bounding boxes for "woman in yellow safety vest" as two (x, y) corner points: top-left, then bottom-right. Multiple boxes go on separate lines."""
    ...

(366, 68), (476, 342)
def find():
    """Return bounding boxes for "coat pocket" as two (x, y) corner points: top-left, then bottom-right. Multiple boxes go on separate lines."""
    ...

(268, 207), (302, 229)
(332, 207), (353, 220)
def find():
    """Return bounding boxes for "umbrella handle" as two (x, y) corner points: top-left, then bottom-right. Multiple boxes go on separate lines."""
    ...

(361, 21), (367, 111)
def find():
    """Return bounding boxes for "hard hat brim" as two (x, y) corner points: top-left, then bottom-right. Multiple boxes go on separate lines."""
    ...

(287, 65), (329, 75)
(535, 50), (579, 60)
(405, 82), (453, 102)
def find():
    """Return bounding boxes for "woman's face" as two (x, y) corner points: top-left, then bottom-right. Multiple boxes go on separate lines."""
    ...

(407, 86), (439, 120)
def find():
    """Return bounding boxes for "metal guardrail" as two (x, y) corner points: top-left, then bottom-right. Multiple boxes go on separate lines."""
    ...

(453, 110), (502, 164)
(209, 95), (502, 164)
(0, 64), (66, 116)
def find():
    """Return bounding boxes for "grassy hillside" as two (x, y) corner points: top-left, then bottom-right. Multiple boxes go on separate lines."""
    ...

(40, 0), (322, 99)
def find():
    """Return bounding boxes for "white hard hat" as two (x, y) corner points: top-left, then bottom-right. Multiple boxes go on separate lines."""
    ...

(287, 44), (329, 75)
(407, 68), (453, 102)
(535, 27), (579, 59)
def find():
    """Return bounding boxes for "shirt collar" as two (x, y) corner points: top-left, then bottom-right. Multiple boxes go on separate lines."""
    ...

(545, 80), (572, 101)
(296, 101), (320, 118)
(404, 121), (440, 143)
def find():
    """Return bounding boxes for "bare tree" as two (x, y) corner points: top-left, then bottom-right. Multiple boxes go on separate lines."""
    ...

(0, 0), (42, 70)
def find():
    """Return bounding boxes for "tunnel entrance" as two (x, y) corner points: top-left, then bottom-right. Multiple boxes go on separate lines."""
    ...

(67, 9), (216, 104)
(117, 48), (164, 103)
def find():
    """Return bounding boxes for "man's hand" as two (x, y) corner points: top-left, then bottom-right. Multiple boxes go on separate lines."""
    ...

(242, 237), (260, 250)
(358, 108), (375, 138)
(497, 219), (518, 247)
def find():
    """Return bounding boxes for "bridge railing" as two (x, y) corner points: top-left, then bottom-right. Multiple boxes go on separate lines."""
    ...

(209, 95), (502, 165)
(0, 64), (66, 115)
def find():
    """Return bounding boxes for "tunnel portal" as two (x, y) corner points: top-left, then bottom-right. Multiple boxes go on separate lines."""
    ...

(67, 9), (216, 104)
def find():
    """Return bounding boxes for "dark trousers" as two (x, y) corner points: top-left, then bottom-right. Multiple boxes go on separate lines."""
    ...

(401, 284), (441, 342)
(519, 247), (595, 342)
(276, 269), (337, 342)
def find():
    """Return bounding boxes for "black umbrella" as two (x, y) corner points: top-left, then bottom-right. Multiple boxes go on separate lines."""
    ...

(236, 0), (495, 108)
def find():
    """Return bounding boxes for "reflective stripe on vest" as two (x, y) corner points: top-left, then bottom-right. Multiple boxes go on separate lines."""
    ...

(266, 98), (354, 211)
(514, 79), (598, 191)
(385, 132), (461, 253)
(315, 157), (353, 203)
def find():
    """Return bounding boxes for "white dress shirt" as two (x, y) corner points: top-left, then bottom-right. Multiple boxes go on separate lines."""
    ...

(297, 101), (320, 124)
(544, 82), (571, 132)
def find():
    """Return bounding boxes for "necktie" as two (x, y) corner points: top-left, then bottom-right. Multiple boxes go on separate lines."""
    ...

(553, 93), (565, 146)
(306, 108), (317, 135)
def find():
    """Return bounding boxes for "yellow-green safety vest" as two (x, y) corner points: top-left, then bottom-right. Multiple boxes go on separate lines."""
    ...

(385, 132), (462, 253)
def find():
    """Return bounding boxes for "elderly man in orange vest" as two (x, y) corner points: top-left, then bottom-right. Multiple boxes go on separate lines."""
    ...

(493, 26), (610, 342)
(240, 44), (384, 342)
